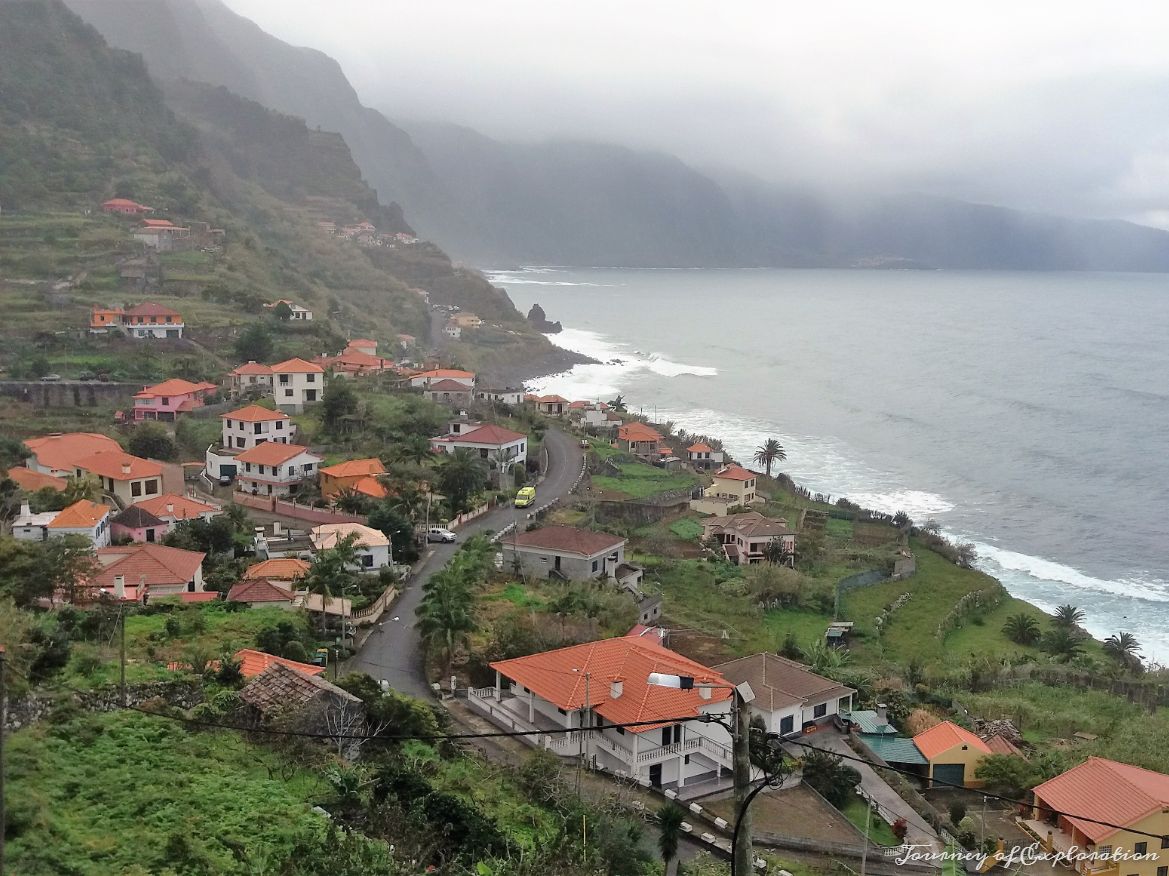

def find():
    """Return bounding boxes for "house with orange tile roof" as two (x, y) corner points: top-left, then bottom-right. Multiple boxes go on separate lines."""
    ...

(131, 378), (217, 422)
(122, 302), (184, 338)
(227, 361), (274, 397)
(233, 441), (322, 497)
(471, 636), (737, 791)
(430, 423), (528, 468)
(110, 504), (169, 544)
(12, 498), (113, 547)
(1026, 757), (1169, 876)
(533, 394), (569, 417)
(6, 466), (67, 493)
(615, 422), (664, 458)
(406, 368), (476, 389)
(102, 197), (153, 215)
(686, 442), (724, 469)
(89, 306), (125, 331)
(226, 579), (299, 609)
(423, 378), (474, 405)
(243, 557), (311, 585)
(271, 357), (325, 413)
(220, 404), (292, 451)
(691, 463), (761, 515)
(311, 523), (391, 571)
(93, 542), (207, 601)
(912, 720), (993, 788)
(24, 432), (122, 478)
(319, 458), (387, 501)
(501, 525), (629, 582)
(234, 648), (323, 677)
(135, 493), (221, 525)
(72, 449), (163, 507)
(316, 345), (398, 379)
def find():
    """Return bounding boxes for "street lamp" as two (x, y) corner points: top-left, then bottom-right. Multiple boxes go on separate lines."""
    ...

(647, 673), (757, 875)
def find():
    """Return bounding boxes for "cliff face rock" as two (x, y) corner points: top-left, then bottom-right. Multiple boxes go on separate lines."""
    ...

(526, 303), (562, 334)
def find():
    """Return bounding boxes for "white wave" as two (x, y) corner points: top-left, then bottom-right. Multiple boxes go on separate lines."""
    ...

(646, 353), (719, 378)
(845, 489), (956, 519)
(973, 541), (1169, 604)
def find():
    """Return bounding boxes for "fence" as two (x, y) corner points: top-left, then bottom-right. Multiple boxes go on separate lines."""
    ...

(233, 492), (366, 525)
(352, 585), (397, 626)
(447, 501), (492, 530)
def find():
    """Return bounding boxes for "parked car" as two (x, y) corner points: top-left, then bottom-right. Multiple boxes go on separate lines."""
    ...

(514, 486), (536, 507)
(427, 527), (457, 543)
(39, 373), (62, 382)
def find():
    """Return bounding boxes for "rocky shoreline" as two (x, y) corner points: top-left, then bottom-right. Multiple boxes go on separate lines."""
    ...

(483, 340), (595, 389)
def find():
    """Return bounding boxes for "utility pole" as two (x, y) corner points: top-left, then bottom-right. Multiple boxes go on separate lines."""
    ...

(859, 795), (873, 876)
(731, 687), (753, 876)
(1, 644), (6, 876)
(575, 671), (591, 796)
(119, 603), (127, 708)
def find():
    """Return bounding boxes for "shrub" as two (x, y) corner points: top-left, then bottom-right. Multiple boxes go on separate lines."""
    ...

(949, 802), (967, 826)
(892, 818), (908, 842)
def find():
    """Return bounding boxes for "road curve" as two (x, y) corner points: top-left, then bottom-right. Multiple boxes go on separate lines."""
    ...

(348, 427), (583, 698)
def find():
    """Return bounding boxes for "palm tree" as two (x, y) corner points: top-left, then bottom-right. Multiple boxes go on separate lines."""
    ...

(762, 539), (788, 566)
(303, 533), (361, 634)
(392, 435), (434, 467)
(607, 394), (627, 413)
(437, 448), (489, 514)
(752, 438), (786, 478)
(1104, 632), (1142, 668)
(1040, 627), (1085, 663)
(801, 639), (850, 675)
(656, 803), (686, 876)
(416, 578), (477, 679)
(1052, 604), (1086, 629)
(1002, 613), (1042, 646)
(62, 474), (101, 504)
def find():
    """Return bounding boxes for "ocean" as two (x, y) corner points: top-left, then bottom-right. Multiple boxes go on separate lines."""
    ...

(487, 267), (1169, 661)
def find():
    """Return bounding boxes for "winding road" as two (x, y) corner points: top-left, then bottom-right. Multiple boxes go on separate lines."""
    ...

(348, 427), (584, 697)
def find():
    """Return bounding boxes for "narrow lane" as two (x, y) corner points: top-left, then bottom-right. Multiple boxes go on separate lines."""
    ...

(349, 427), (583, 697)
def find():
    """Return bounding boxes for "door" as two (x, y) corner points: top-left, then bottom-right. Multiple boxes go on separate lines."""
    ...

(933, 763), (965, 787)
(649, 764), (662, 788)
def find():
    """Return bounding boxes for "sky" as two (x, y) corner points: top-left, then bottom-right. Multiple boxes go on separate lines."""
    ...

(225, 0), (1169, 227)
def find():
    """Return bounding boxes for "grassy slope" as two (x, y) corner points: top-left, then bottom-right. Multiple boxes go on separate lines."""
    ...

(7, 710), (334, 875)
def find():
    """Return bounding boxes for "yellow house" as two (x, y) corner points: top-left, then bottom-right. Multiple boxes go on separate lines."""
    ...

(912, 721), (991, 788)
(1027, 757), (1169, 876)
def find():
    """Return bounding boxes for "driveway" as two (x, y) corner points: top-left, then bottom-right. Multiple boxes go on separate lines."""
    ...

(786, 729), (942, 852)
(348, 427), (583, 698)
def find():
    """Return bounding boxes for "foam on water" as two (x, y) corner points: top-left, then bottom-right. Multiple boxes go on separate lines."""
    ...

(972, 541), (1169, 604)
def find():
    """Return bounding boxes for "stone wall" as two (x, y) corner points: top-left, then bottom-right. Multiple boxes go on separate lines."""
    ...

(0, 380), (140, 408)
(4, 679), (204, 731)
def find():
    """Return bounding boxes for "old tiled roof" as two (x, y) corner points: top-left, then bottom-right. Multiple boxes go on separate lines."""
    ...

(508, 525), (625, 557)
(227, 580), (296, 605)
(230, 361), (273, 376)
(320, 458), (385, 478)
(234, 442), (316, 465)
(618, 423), (663, 443)
(311, 522), (388, 549)
(243, 558), (310, 580)
(270, 357), (324, 373)
(49, 499), (111, 529)
(110, 504), (166, 529)
(73, 450), (162, 481)
(134, 379), (214, 398)
(94, 543), (205, 588)
(350, 475), (388, 498)
(7, 466), (67, 492)
(426, 378), (474, 392)
(715, 653), (855, 712)
(913, 721), (991, 760)
(984, 733), (1024, 757)
(687, 443), (714, 453)
(536, 394), (569, 404)
(413, 369), (475, 380)
(712, 464), (755, 481)
(860, 734), (927, 765)
(125, 302), (181, 318)
(493, 637), (731, 733)
(1032, 757), (1169, 842)
(136, 493), (220, 520)
(433, 424), (526, 446)
(705, 512), (793, 538)
(222, 404), (287, 422)
(240, 662), (358, 713)
(25, 433), (122, 472)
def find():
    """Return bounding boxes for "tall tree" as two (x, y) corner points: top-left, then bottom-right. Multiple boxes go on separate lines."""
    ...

(390, 435), (434, 467)
(416, 576), (476, 679)
(127, 421), (177, 461)
(320, 381), (359, 434)
(1103, 632), (1142, 669)
(607, 394), (627, 413)
(752, 438), (786, 477)
(234, 323), (274, 362)
(302, 533), (361, 632)
(437, 449), (488, 514)
(656, 804), (686, 876)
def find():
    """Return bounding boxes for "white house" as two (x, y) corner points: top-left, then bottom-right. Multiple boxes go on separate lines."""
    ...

(475, 388), (525, 406)
(470, 637), (737, 792)
(690, 464), (762, 515)
(227, 361), (274, 397)
(234, 442), (322, 497)
(533, 395), (569, 417)
(220, 405), (293, 450)
(407, 369), (476, 389)
(430, 423), (527, 467)
(502, 526), (628, 581)
(94, 543), (207, 600)
(264, 299), (313, 321)
(310, 523), (391, 572)
(271, 357), (324, 413)
(701, 511), (795, 565)
(442, 321), (461, 339)
(686, 443), (724, 469)
(715, 653), (855, 737)
(13, 499), (113, 548)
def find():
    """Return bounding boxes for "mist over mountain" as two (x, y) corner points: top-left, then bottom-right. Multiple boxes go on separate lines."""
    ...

(70, 0), (1169, 270)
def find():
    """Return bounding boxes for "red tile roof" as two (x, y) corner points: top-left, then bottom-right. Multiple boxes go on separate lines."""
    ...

(712, 464), (755, 482)
(74, 450), (163, 481)
(134, 378), (215, 398)
(413, 369), (475, 380)
(509, 525), (625, 557)
(125, 302), (181, 318)
(227, 579), (296, 604)
(320, 458), (385, 478)
(7, 466), (67, 492)
(243, 558), (311, 580)
(48, 499), (111, 529)
(1033, 757), (1169, 842)
(351, 475), (388, 498)
(25, 433), (122, 472)
(141, 218), (175, 227)
(103, 198), (147, 209)
(270, 357), (324, 373)
(234, 648), (324, 678)
(94, 543), (205, 589)
(618, 423), (663, 443)
(491, 637), (732, 733)
(913, 720), (992, 760)
(230, 361), (273, 376)
(234, 442), (317, 465)
(536, 394), (569, 404)
(222, 404), (288, 423)
(687, 443), (714, 453)
(983, 733), (1024, 757)
(135, 493), (220, 520)
(426, 378), (474, 392)
(434, 424), (526, 446)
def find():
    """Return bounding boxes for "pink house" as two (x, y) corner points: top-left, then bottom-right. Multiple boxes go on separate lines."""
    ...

(132, 378), (217, 422)
(110, 504), (169, 544)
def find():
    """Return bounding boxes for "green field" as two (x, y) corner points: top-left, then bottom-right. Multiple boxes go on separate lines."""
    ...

(841, 796), (900, 846)
(592, 461), (697, 499)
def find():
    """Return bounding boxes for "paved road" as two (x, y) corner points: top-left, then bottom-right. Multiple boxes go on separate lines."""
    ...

(349, 427), (583, 698)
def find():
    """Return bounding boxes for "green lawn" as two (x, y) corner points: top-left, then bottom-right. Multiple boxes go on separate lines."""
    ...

(6, 710), (343, 874)
(668, 517), (704, 540)
(592, 461), (697, 499)
(841, 796), (900, 846)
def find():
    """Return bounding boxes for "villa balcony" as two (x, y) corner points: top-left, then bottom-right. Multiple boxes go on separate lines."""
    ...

(1019, 819), (1120, 876)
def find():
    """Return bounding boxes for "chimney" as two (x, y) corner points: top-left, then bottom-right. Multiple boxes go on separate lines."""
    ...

(166, 503), (174, 515)
(876, 703), (888, 725)
(609, 677), (624, 699)
(272, 521), (282, 536)
(697, 681), (713, 700)
(114, 575), (125, 600)
(121, 462), (132, 475)
(19, 500), (31, 519)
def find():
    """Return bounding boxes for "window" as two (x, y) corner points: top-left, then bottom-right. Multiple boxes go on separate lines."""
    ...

(305, 390), (317, 402)
(279, 374), (290, 385)
(1162, 837), (1169, 850)
(275, 420), (283, 429)
(1155, 867), (1165, 876)
(779, 715), (795, 735)
(592, 559), (599, 573)
(131, 481), (142, 497)
(306, 374), (316, 383)
(284, 388), (294, 398)
(1136, 844), (1148, 856)
(616, 726), (625, 735)
(813, 703), (827, 719)
(254, 423), (262, 434)
(362, 554), (374, 568)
